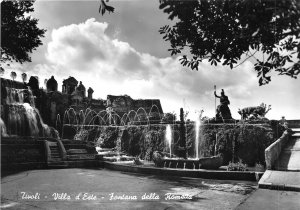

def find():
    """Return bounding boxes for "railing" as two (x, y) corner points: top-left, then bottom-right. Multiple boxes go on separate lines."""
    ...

(286, 120), (300, 128)
(57, 139), (67, 160)
(43, 140), (51, 163)
(265, 130), (291, 170)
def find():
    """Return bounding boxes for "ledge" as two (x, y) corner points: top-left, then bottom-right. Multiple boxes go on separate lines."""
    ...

(103, 161), (264, 181)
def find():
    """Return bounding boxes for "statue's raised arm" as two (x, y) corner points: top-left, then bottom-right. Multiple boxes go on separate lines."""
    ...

(214, 91), (220, 98)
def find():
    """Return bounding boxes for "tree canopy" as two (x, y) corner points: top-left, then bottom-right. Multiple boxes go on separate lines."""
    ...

(1, 0), (46, 64)
(159, 0), (300, 85)
(99, 0), (300, 86)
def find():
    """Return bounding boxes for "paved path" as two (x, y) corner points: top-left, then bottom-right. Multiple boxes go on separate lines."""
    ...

(259, 128), (300, 192)
(236, 189), (300, 210)
(1, 168), (257, 210)
(258, 170), (300, 191)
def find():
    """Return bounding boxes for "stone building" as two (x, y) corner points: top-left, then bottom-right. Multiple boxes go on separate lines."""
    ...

(76, 81), (86, 98)
(106, 95), (163, 122)
(62, 77), (78, 95)
(31, 76), (164, 126)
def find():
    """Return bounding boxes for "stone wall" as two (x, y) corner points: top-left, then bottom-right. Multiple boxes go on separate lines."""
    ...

(1, 137), (46, 171)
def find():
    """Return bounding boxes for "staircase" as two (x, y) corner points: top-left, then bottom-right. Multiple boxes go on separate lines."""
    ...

(49, 143), (61, 160)
(44, 139), (99, 168)
(46, 141), (67, 168)
(67, 149), (96, 160)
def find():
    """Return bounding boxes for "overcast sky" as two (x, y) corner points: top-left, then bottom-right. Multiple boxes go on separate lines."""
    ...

(3, 0), (300, 120)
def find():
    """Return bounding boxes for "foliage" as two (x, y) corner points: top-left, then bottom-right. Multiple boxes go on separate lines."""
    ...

(161, 112), (176, 123)
(227, 160), (247, 171)
(159, 0), (300, 85)
(1, 0), (46, 65)
(0, 67), (4, 76)
(200, 123), (275, 166)
(73, 129), (89, 141)
(254, 163), (265, 172)
(99, 0), (114, 15)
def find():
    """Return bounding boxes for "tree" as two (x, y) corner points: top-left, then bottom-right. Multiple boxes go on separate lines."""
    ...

(28, 76), (39, 90)
(10, 71), (17, 81)
(158, 0), (300, 85)
(99, 0), (114, 15)
(1, 0), (46, 65)
(21, 73), (28, 83)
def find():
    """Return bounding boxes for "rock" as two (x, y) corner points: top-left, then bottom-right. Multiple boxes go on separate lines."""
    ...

(153, 151), (164, 167)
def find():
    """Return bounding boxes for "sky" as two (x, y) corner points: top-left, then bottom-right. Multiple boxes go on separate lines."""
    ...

(2, 0), (300, 121)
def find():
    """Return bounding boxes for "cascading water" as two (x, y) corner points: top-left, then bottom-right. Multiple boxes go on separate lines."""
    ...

(1, 87), (58, 138)
(166, 124), (172, 157)
(195, 117), (201, 159)
(5, 87), (35, 105)
(0, 118), (8, 137)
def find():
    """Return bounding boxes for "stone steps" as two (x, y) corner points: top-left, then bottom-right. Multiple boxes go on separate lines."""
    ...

(291, 128), (300, 132)
(50, 146), (61, 159)
(67, 149), (88, 154)
(291, 128), (300, 137)
(67, 154), (95, 160)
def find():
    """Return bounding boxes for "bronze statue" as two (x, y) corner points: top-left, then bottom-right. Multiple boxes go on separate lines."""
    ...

(214, 89), (232, 120)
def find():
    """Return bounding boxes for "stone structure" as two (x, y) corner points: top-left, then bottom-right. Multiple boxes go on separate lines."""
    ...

(1, 76), (164, 127)
(214, 89), (232, 120)
(62, 77), (78, 95)
(76, 81), (86, 98)
(46, 76), (58, 92)
(106, 95), (163, 120)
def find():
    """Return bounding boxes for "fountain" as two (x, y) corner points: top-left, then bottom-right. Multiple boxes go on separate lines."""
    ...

(0, 118), (8, 137)
(1, 86), (58, 138)
(195, 116), (200, 159)
(165, 124), (172, 157)
(195, 109), (204, 159)
(152, 108), (223, 170)
(60, 104), (163, 140)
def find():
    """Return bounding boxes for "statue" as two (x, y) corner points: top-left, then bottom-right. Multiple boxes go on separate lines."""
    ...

(238, 103), (271, 120)
(214, 89), (232, 120)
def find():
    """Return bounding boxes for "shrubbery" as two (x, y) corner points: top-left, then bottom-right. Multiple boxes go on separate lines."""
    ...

(227, 161), (247, 171)
(74, 120), (282, 166)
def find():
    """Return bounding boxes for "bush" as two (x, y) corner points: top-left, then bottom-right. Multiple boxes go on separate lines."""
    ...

(227, 161), (247, 171)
